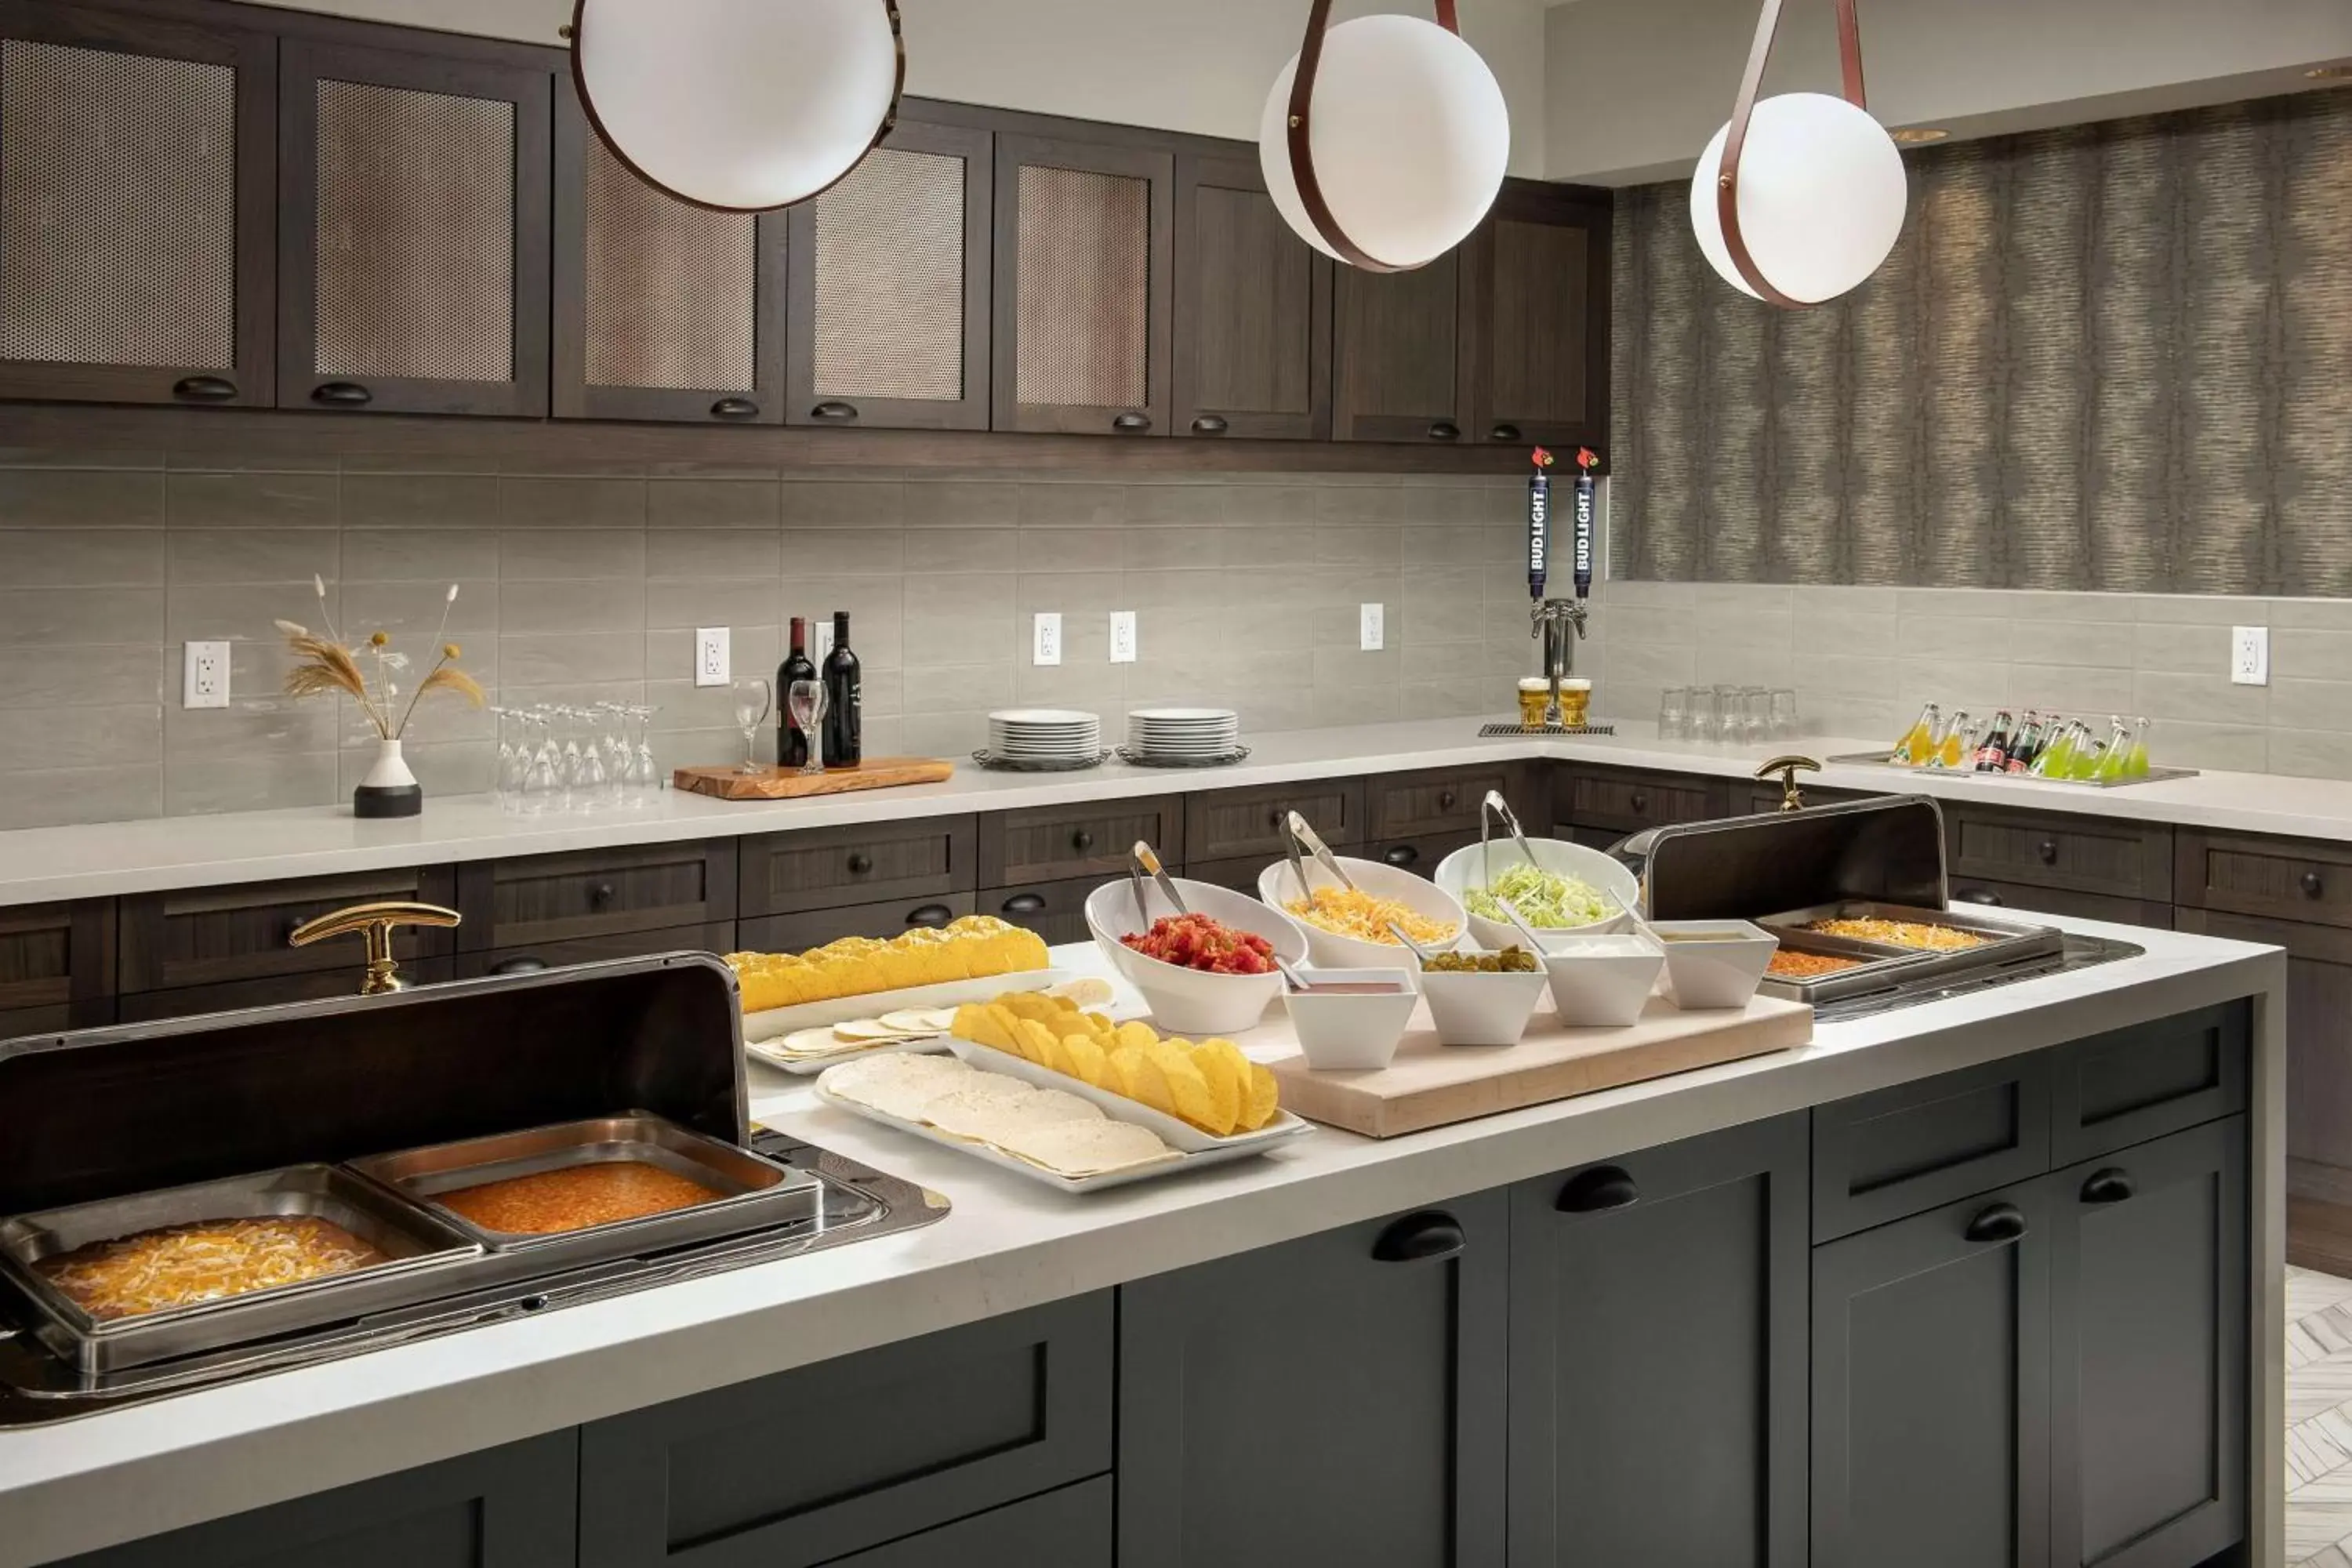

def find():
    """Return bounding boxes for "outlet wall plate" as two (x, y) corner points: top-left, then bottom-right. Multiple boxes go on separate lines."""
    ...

(695, 626), (731, 688)
(1359, 602), (1385, 652)
(813, 619), (837, 661)
(1109, 611), (1137, 664)
(2231, 625), (2268, 686)
(1033, 612), (1062, 666)
(182, 641), (230, 710)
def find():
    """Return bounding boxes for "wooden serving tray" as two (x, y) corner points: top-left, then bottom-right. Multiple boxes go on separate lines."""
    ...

(673, 757), (954, 800)
(1262, 994), (1813, 1138)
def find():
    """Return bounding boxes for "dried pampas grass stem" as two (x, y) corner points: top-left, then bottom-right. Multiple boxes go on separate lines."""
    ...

(279, 580), (482, 740)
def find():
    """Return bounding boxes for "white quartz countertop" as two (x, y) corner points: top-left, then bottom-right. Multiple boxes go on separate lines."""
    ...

(4, 717), (2352, 909)
(0, 924), (2285, 1566)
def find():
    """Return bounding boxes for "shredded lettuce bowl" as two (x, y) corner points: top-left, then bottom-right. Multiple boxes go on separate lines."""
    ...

(1461, 861), (1609, 930)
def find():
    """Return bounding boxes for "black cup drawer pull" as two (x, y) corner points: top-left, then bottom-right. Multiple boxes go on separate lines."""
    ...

(710, 397), (759, 419)
(906, 904), (954, 927)
(1952, 887), (2005, 906)
(489, 956), (549, 975)
(846, 852), (873, 874)
(311, 382), (372, 406)
(1002, 892), (1047, 915)
(2080, 1169), (2135, 1205)
(1963, 1202), (2027, 1244)
(1382, 844), (1418, 867)
(811, 400), (858, 421)
(1490, 423), (1521, 441)
(1427, 420), (1460, 441)
(173, 375), (238, 401)
(1557, 1166), (1639, 1213)
(1192, 415), (1229, 434)
(2306, 870), (2326, 897)
(1372, 1210), (1465, 1263)
(1112, 411), (1152, 433)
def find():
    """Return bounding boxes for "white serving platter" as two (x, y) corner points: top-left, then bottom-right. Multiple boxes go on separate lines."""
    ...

(947, 1036), (1314, 1156)
(746, 975), (1140, 1075)
(740, 968), (1078, 1044)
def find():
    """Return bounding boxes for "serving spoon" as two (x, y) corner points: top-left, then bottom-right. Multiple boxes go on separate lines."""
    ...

(1493, 895), (1555, 957)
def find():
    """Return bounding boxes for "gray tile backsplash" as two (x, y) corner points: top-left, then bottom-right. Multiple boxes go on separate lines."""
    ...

(0, 450), (1534, 829)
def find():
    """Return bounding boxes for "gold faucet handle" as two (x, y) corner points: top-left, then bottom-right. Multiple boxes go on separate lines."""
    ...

(289, 900), (461, 995)
(1755, 755), (1822, 812)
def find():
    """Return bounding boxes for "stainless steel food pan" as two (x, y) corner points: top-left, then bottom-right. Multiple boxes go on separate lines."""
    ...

(349, 1112), (823, 1271)
(1754, 900), (2064, 1003)
(0, 1163), (481, 1374)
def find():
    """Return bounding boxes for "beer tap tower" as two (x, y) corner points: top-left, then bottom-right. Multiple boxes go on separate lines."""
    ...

(1526, 446), (1596, 728)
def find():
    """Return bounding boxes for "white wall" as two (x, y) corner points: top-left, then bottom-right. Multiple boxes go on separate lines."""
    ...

(1545, 0), (2352, 184)
(241, 0), (1553, 176)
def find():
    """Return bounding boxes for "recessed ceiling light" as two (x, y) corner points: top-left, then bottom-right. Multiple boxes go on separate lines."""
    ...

(1889, 127), (1950, 144)
(2307, 64), (2352, 80)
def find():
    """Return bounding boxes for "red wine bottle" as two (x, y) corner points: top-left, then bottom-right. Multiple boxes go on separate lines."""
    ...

(822, 611), (861, 768)
(776, 616), (816, 768)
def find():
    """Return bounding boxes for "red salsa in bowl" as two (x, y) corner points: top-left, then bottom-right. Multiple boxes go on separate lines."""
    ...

(1122, 913), (1277, 976)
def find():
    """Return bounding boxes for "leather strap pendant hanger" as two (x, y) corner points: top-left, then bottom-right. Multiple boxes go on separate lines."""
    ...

(1285, 0), (1462, 273)
(1716, 0), (1868, 306)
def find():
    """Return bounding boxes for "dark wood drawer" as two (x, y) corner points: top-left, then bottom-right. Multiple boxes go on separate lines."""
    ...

(977, 797), (1181, 887)
(821, 1479), (1110, 1568)
(1741, 782), (1880, 816)
(116, 958), (460, 1023)
(1946, 878), (2175, 930)
(1813, 1052), (2053, 1241)
(453, 924), (737, 980)
(1181, 853), (1280, 895)
(1367, 764), (1514, 840)
(457, 841), (734, 950)
(1565, 767), (1726, 834)
(579, 1292), (1113, 1568)
(982, 877), (1099, 946)
(120, 869), (458, 993)
(739, 893), (977, 953)
(1186, 778), (1365, 863)
(0, 999), (112, 1040)
(2176, 829), (2352, 927)
(1947, 804), (2172, 902)
(739, 815), (977, 917)
(2051, 1001), (2248, 1166)
(0, 899), (112, 1015)
(1362, 829), (1477, 879)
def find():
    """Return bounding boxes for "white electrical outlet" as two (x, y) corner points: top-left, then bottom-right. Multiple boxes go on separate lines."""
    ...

(813, 619), (836, 662)
(182, 641), (230, 710)
(2231, 625), (2269, 686)
(1033, 612), (1062, 666)
(695, 626), (731, 688)
(1109, 611), (1138, 664)
(1359, 602), (1385, 652)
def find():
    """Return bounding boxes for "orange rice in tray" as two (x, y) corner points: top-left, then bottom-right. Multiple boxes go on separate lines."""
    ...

(435, 1160), (724, 1235)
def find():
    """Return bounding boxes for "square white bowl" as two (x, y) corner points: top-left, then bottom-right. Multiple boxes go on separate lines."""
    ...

(1649, 920), (1780, 1010)
(1283, 967), (1420, 1071)
(1416, 966), (1549, 1047)
(1541, 934), (1667, 1028)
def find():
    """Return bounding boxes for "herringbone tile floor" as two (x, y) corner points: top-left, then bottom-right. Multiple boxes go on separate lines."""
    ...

(2288, 1266), (2352, 1564)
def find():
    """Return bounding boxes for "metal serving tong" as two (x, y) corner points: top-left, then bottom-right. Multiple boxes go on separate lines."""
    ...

(1130, 839), (1189, 921)
(1479, 789), (1541, 886)
(1283, 810), (1356, 901)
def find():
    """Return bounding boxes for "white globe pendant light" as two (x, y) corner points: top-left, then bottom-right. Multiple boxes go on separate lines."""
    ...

(1690, 0), (1907, 307)
(572, 0), (904, 213)
(1258, 2), (1511, 273)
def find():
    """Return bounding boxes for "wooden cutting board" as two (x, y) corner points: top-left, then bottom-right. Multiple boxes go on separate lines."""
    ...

(1263, 994), (1813, 1138)
(673, 757), (954, 800)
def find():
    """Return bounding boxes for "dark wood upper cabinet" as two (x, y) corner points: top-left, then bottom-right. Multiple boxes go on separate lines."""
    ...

(277, 38), (551, 417)
(0, 0), (276, 407)
(554, 88), (783, 425)
(1170, 152), (1330, 441)
(1468, 181), (1610, 451)
(786, 118), (993, 431)
(991, 133), (1171, 437)
(1331, 247), (1474, 444)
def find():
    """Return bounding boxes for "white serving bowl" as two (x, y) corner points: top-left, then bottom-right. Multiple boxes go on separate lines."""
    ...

(1283, 967), (1420, 1071)
(1084, 876), (1306, 1036)
(1255, 855), (1468, 969)
(1434, 836), (1640, 952)
(1649, 920), (1780, 1010)
(1541, 933), (1666, 1028)
(1415, 964), (1549, 1047)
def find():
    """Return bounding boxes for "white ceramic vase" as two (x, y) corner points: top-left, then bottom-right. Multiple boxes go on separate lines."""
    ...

(354, 737), (423, 818)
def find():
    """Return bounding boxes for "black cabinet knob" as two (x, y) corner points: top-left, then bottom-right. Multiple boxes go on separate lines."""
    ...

(847, 852), (873, 874)
(1002, 892), (1047, 915)
(172, 375), (238, 401)
(1490, 423), (1521, 441)
(488, 956), (549, 975)
(1382, 844), (1417, 867)
(810, 400), (858, 421)
(2305, 871), (2325, 898)
(1192, 415), (1229, 435)
(1629, 792), (1649, 813)
(1963, 1202), (2027, 1243)
(710, 397), (759, 419)
(2079, 1168), (2135, 1205)
(1371, 1210), (1465, 1263)
(1952, 887), (2005, 907)
(2038, 839), (2058, 865)
(1071, 829), (1095, 851)
(1558, 1166), (1640, 1213)
(906, 903), (954, 927)
(1267, 809), (1285, 828)
(589, 882), (615, 907)
(1427, 420), (1461, 441)
(1112, 411), (1152, 432)
(310, 382), (372, 406)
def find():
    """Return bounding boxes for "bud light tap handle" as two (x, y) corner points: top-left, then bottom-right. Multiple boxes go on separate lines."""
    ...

(1572, 447), (1599, 604)
(1526, 446), (1555, 602)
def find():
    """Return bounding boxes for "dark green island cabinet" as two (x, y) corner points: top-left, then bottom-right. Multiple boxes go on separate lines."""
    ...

(55, 1006), (2253, 1568)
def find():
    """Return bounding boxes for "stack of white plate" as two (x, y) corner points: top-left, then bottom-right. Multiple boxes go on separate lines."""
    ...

(986, 708), (1102, 762)
(1125, 706), (1240, 760)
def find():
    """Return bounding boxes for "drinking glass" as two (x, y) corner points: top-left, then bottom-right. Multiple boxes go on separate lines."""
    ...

(1770, 688), (1799, 741)
(786, 680), (828, 776)
(633, 706), (662, 797)
(1686, 685), (1721, 744)
(731, 678), (772, 775)
(521, 711), (561, 813)
(491, 707), (526, 812)
(1657, 686), (1689, 741)
(1740, 687), (1771, 745)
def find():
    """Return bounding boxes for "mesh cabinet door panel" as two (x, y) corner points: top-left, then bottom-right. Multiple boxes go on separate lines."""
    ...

(0, 7), (274, 405)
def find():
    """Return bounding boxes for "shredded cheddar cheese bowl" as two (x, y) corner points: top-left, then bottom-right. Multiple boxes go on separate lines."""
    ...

(1283, 887), (1460, 946)
(1254, 855), (1468, 969)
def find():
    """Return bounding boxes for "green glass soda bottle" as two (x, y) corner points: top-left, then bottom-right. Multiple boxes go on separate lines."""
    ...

(2029, 718), (2078, 779)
